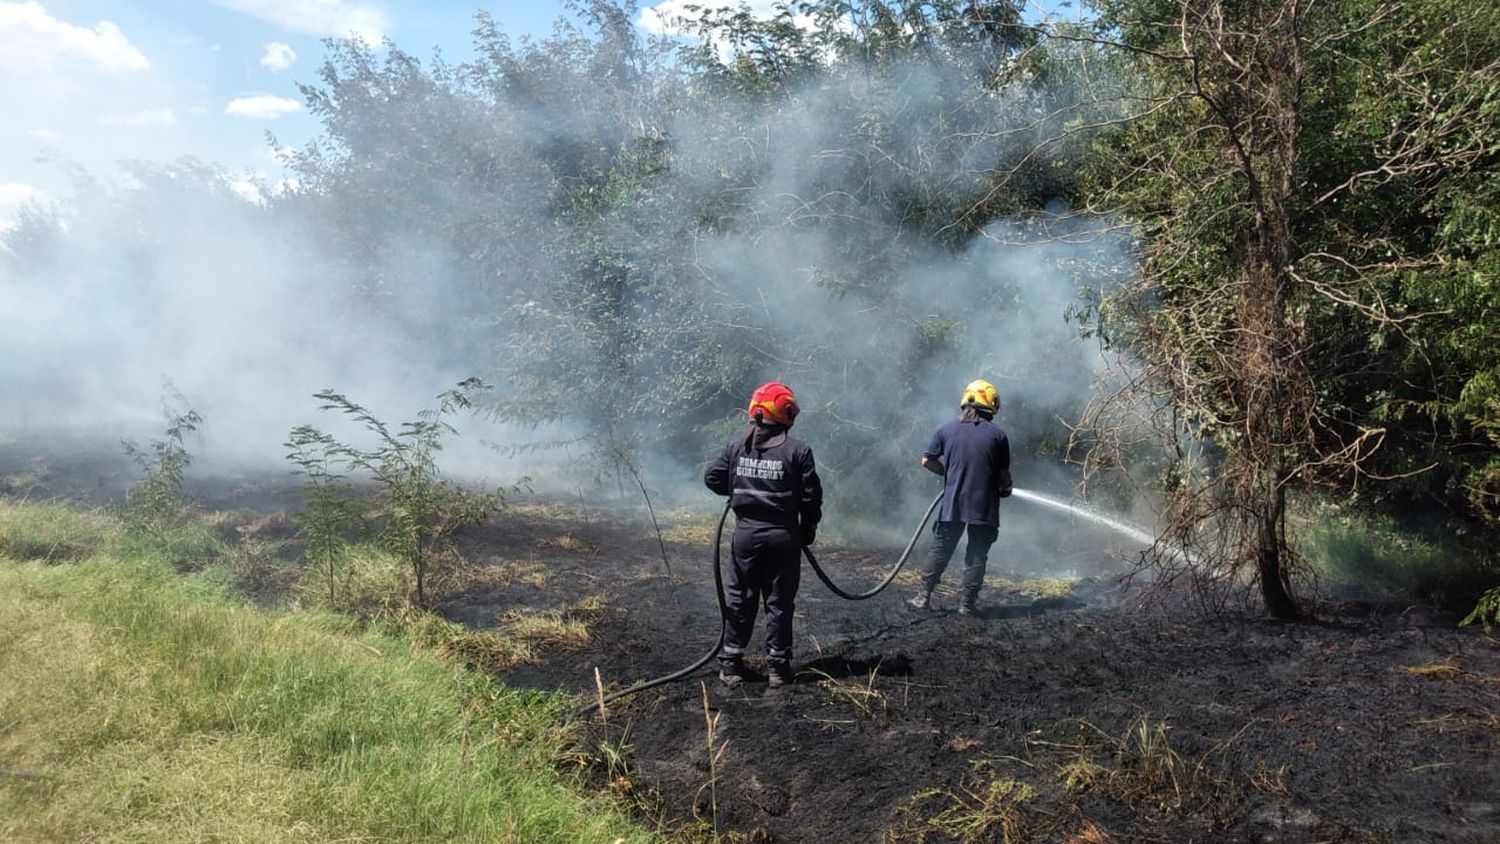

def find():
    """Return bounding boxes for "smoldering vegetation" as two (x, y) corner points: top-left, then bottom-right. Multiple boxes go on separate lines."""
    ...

(1, 6), (1130, 543)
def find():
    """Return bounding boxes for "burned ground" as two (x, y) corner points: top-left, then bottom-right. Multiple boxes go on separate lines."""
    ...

(449, 502), (1500, 844)
(3, 435), (1497, 843)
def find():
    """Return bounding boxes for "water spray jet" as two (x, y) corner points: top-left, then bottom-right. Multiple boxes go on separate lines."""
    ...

(1009, 488), (1158, 549)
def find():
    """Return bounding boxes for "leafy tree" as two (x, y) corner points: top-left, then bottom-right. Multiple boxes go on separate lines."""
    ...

(1074, 0), (1500, 615)
(282, 1), (1093, 522)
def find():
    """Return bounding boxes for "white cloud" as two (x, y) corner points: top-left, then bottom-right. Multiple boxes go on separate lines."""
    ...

(0, 182), (51, 230)
(215, 0), (387, 40)
(639, 1), (832, 61)
(0, 1), (149, 73)
(100, 108), (177, 127)
(260, 41), (296, 71)
(224, 94), (302, 119)
(26, 127), (61, 143)
(640, 1), (786, 35)
(223, 172), (266, 205)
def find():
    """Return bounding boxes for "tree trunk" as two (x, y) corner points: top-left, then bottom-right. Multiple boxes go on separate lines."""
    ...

(1256, 480), (1300, 619)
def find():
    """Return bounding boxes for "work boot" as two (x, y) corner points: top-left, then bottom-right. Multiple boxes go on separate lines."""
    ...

(766, 662), (794, 688)
(718, 657), (748, 687)
(906, 591), (932, 611)
(957, 593), (978, 616)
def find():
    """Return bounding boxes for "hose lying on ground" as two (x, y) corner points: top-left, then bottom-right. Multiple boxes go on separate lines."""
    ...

(571, 492), (942, 719)
(802, 492), (942, 600)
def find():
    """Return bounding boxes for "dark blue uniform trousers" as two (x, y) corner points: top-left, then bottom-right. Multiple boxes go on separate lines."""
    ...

(918, 521), (999, 597)
(721, 524), (801, 667)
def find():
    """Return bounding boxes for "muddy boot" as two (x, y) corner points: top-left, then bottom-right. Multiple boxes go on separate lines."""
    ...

(957, 592), (979, 616)
(718, 657), (748, 687)
(766, 661), (794, 688)
(906, 591), (932, 611)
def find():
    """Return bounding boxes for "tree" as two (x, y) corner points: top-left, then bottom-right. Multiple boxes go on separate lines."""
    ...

(1074, 0), (1500, 616)
(283, 1), (1097, 522)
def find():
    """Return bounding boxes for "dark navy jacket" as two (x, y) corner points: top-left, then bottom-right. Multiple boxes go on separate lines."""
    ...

(705, 428), (823, 531)
(923, 418), (1012, 524)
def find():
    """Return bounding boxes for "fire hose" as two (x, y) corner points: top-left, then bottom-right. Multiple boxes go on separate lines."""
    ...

(572, 491), (942, 719)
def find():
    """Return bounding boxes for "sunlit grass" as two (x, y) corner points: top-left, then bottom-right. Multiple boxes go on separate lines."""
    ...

(501, 608), (592, 650)
(0, 500), (120, 562)
(984, 575), (1079, 598)
(473, 558), (552, 589)
(656, 506), (725, 546)
(0, 553), (652, 843)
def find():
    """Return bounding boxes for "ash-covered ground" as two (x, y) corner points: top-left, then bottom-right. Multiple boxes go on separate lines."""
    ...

(4, 433), (1497, 843)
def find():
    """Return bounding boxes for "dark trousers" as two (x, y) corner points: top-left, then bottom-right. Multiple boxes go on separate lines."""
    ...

(918, 521), (999, 597)
(721, 524), (801, 667)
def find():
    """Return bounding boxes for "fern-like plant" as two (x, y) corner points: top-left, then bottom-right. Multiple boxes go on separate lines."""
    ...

(285, 425), (361, 606)
(296, 379), (503, 606)
(120, 394), (201, 539)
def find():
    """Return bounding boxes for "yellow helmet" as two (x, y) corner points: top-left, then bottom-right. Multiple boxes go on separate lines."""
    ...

(960, 379), (1000, 414)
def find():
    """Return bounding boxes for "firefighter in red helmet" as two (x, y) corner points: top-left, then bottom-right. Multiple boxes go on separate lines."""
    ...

(704, 381), (823, 687)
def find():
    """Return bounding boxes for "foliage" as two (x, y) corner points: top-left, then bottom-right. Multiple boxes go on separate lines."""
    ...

(281, 0), (1098, 521)
(292, 379), (503, 606)
(1072, 0), (1500, 615)
(285, 424), (362, 606)
(119, 394), (201, 541)
(1294, 499), (1492, 607)
(1461, 586), (1500, 631)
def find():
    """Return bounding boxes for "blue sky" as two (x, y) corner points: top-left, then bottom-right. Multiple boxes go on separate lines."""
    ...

(0, 1), (1071, 225)
(0, 1), (585, 222)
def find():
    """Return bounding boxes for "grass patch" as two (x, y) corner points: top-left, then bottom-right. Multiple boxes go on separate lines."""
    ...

(0, 500), (120, 562)
(474, 558), (553, 589)
(292, 541), (411, 615)
(657, 507), (725, 546)
(1400, 657), (1466, 680)
(896, 761), (1036, 843)
(0, 555), (652, 843)
(809, 666), (903, 725)
(117, 517), (227, 572)
(984, 575), (1079, 599)
(536, 533), (596, 553)
(500, 608), (592, 650)
(1295, 500), (1495, 607)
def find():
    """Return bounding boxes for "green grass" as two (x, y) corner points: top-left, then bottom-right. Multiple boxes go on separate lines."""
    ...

(0, 550), (652, 842)
(1295, 500), (1496, 607)
(0, 500), (120, 562)
(291, 541), (414, 615)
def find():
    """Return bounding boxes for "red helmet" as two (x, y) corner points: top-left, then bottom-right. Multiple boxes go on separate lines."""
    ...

(747, 381), (799, 427)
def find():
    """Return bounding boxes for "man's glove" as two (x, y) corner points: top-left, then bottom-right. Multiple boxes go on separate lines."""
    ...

(998, 469), (1013, 499)
(801, 524), (817, 547)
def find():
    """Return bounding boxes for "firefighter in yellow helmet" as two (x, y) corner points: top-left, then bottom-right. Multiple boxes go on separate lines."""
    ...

(907, 379), (1012, 615)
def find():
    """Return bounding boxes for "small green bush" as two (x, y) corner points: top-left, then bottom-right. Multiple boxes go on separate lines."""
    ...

(1461, 586), (1500, 631)
(289, 380), (504, 607)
